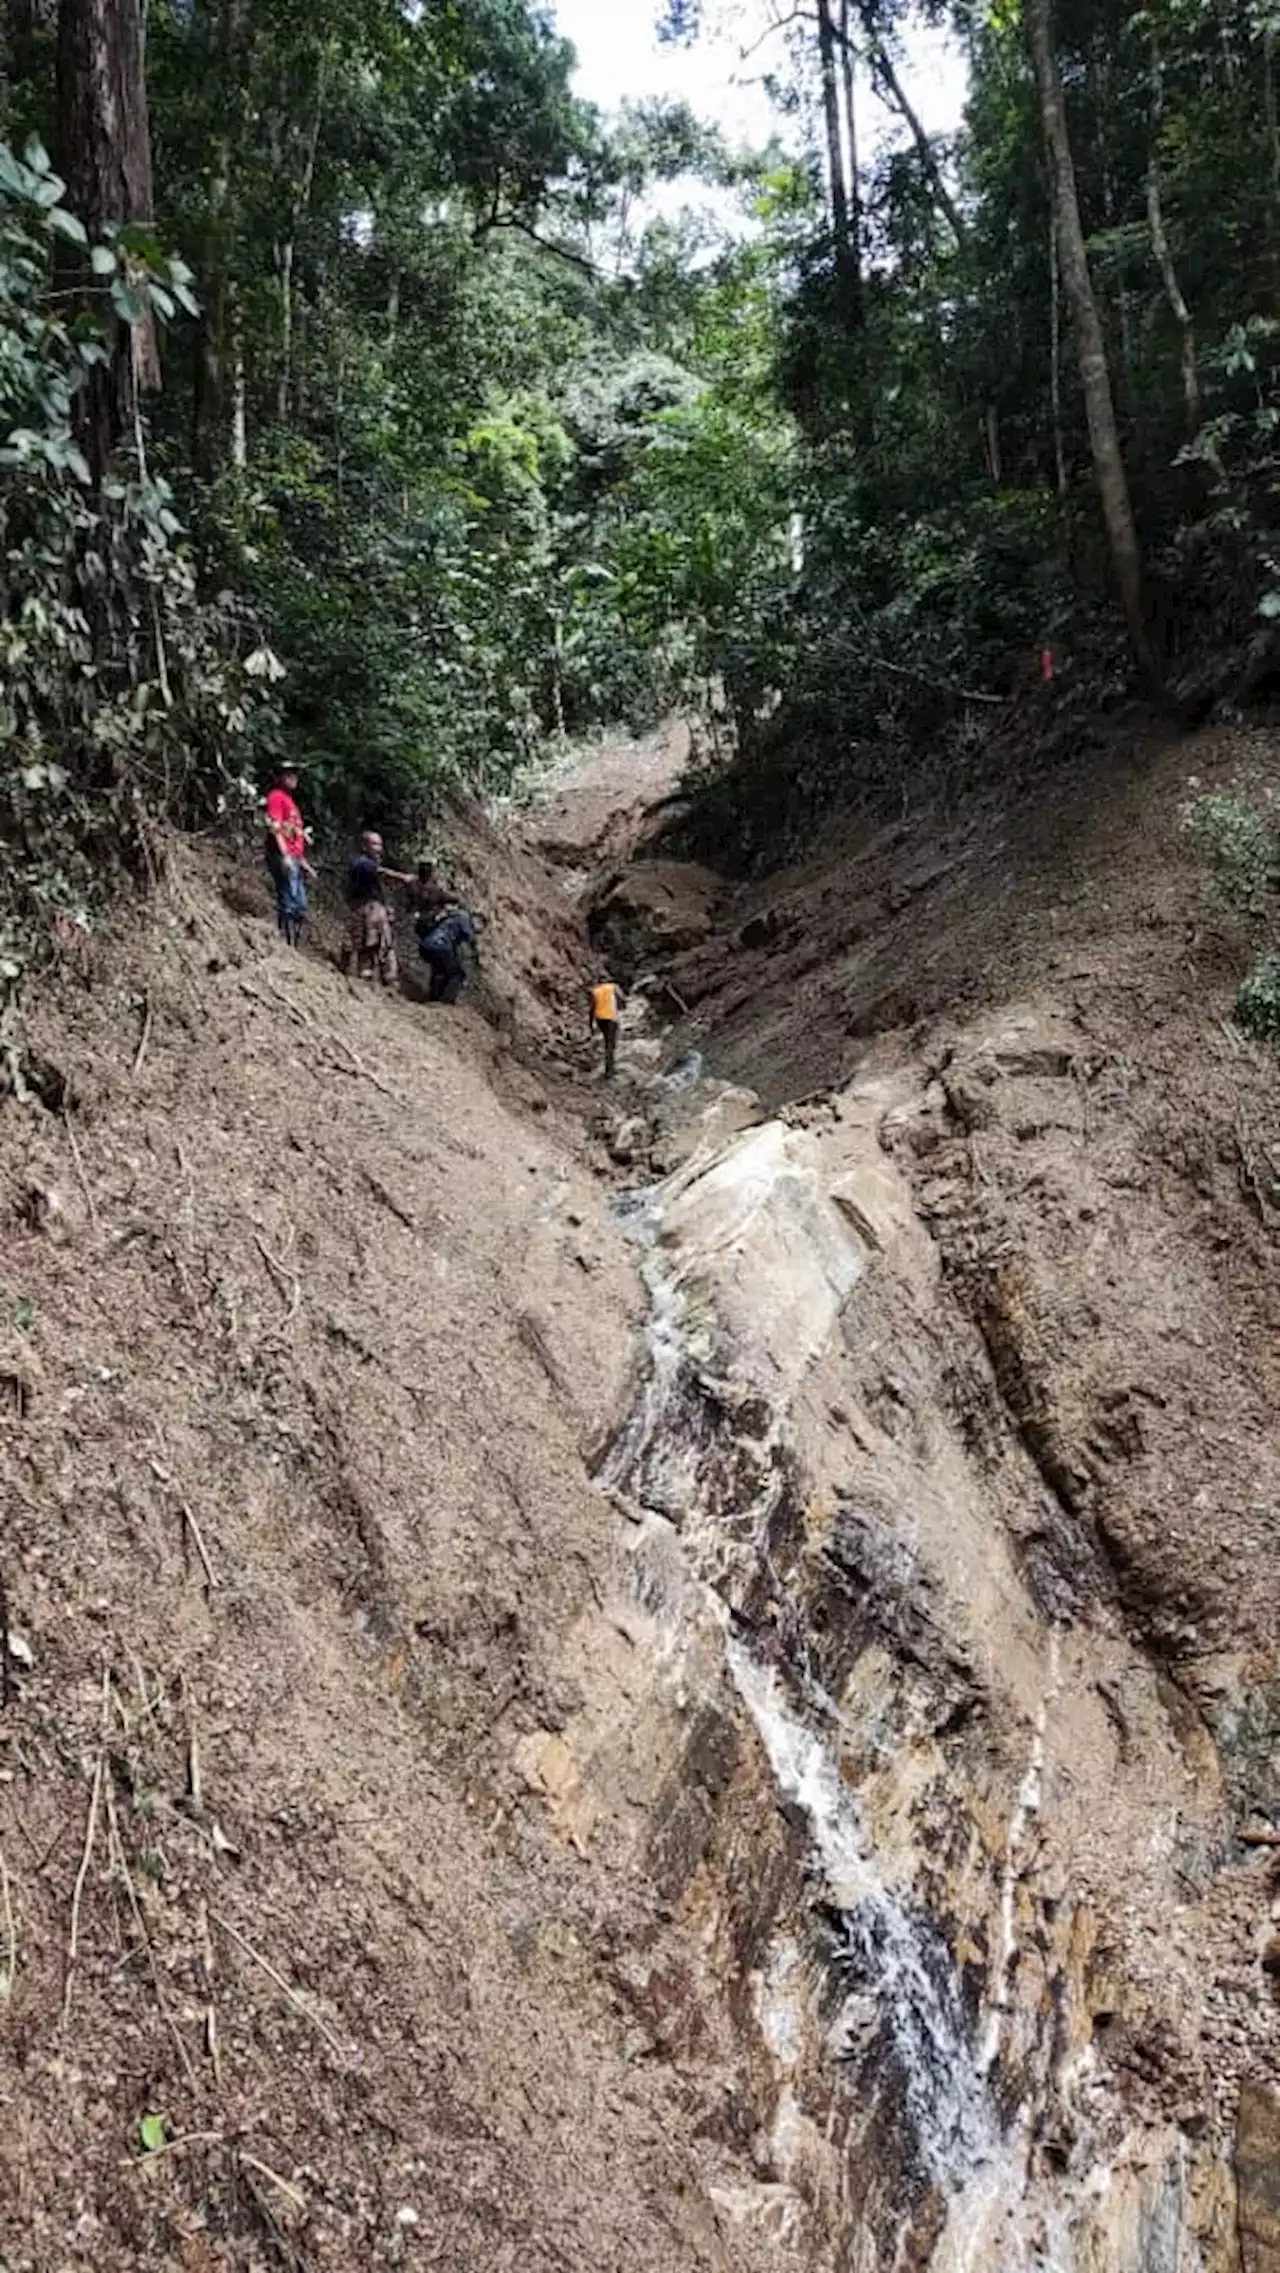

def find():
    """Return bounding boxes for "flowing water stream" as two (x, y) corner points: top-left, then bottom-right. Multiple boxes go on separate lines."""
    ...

(601, 1091), (1197, 2273)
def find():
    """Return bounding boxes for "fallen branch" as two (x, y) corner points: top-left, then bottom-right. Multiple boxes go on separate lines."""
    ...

(122, 2128), (226, 2167)
(323, 1030), (404, 1106)
(1240, 1825), (1280, 1848)
(132, 993), (154, 1080)
(62, 1108), (99, 1231)
(0, 1839), (15, 2004)
(62, 1752), (104, 2031)
(211, 1910), (346, 2060)
(240, 977), (313, 1033)
(517, 1310), (573, 1401)
(253, 1233), (302, 1324)
(238, 2152), (307, 2212)
(358, 1167), (415, 1231)
(181, 1501), (219, 1595)
(104, 1766), (198, 2089)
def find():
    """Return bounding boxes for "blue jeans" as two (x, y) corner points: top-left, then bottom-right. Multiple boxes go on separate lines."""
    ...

(271, 858), (307, 936)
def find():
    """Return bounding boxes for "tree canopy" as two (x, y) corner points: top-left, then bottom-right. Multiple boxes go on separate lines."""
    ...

(3, 0), (1280, 928)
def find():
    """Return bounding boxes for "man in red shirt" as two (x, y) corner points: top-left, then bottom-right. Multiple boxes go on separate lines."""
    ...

(263, 767), (315, 948)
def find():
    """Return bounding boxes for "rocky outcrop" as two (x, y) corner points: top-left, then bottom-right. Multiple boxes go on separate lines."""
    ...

(523, 1012), (1275, 2273)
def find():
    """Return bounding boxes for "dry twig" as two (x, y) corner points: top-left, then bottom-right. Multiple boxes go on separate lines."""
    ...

(253, 1233), (302, 1323)
(517, 1309), (572, 1400)
(62, 1108), (99, 1231)
(0, 1839), (15, 2005)
(104, 1765), (198, 2088)
(62, 1752), (104, 2030)
(132, 993), (154, 1080)
(323, 1027), (404, 1105)
(181, 1501), (219, 1594)
(240, 977), (312, 1032)
(239, 2159), (312, 2272)
(358, 1166), (415, 1231)
(211, 1910), (345, 2059)
(238, 2152), (307, 2212)
(186, 1693), (203, 1813)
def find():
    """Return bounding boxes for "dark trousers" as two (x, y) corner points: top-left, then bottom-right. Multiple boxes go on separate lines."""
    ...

(596, 1016), (618, 1076)
(425, 950), (464, 1004)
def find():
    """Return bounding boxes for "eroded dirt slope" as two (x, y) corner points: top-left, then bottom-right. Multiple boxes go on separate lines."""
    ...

(1, 713), (1278, 2273)
(0, 836), (777, 2273)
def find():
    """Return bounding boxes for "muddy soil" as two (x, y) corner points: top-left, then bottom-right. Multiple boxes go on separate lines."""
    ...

(0, 834), (778, 2273)
(0, 715), (1276, 2273)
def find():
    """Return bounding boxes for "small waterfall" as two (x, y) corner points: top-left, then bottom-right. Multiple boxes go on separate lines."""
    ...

(604, 1131), (1030, 2250)
(729, 1640), (1000, 2191)
(597, 1108), (1205, 2273)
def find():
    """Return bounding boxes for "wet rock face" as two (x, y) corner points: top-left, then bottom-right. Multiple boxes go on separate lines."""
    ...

(575, 1036), (1277, 2273)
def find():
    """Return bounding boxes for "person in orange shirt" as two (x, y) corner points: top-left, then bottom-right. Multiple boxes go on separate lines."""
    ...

(590, 974), (624, 1079)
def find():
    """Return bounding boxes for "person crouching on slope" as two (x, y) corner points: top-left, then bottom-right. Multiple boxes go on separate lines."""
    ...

(590, 975), (624, 1078)
(263, 766), (315, 948)
(418, 904), (477, 1004)
(340, 831), (412, 985)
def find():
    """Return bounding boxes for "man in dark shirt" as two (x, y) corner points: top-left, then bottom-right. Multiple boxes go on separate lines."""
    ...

(340, 832), (412, 985)
(417, 905), (476, 1004)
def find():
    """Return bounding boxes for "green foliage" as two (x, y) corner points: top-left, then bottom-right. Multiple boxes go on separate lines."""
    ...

(1236, 951), (1280, 1044)
(1184, 793), (1277, 909)
(656, 0), (1280, 860)
(0, 145), (268, 959)
(21, 0), (1280, 892)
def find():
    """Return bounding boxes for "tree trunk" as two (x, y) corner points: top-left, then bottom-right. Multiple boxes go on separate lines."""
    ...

(838, 0), (862, 300)
(848, 2), (965, 247)
(1146, 51), (1198, 433)
(230, 295), (247, 471)
(1146, 164), (1199, 434)
(278, 50), (327, 423)
(984, 401), (1002, 486)
(1026, 0), (1156, 679)
(1266, 28), (1280, 206)
(817, 0), (859, 327)
(194, 0), (251, 475)
(1049, 210), (1067, 495)
(56, 0), (159, 484)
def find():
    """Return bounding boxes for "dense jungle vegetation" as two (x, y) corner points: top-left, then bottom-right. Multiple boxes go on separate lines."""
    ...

(3, 0), (1280, 940)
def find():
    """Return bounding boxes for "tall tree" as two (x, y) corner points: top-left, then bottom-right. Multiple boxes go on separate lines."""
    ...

(817, 0), (860, 325)
(838, 0), (861, 288)
(55, 0), (159, 481)
(1025, 0), (1155, 680)
(1145, 40), (1199, 434)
